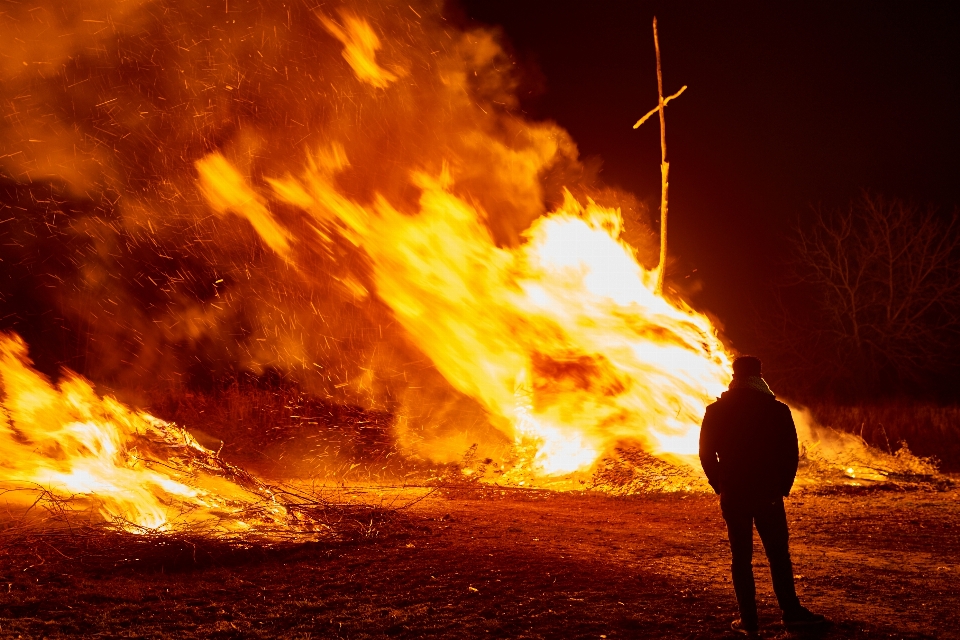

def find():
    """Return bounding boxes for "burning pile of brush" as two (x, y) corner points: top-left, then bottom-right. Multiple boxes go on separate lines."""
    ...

(0, 333), (333, 536)
(0, 0), (945, 537)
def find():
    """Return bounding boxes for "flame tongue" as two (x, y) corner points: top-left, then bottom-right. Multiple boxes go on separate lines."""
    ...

(202, 158), (732, 477)
(0, 334), (298, 533)
(514, 205), (732, 470)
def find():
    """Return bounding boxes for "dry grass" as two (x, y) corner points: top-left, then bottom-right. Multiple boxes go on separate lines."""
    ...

(589, 447), (710, 494)
(808, 402), (960, 472)
(0, 482), (428, 580)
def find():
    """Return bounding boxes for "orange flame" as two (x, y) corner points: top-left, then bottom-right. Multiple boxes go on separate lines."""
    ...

(0, 334), (301, 533)
(200, 153), (732, 476)
(317, 9), (402, 89)
(179, 10), (735, 480)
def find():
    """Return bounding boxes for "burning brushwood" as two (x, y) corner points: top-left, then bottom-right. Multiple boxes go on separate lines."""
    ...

(0, 0), (948, 527)
(0, 333), (338, 538)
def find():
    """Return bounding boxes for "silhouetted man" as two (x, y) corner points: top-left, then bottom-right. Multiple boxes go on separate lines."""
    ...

(699, 355), (828, 637)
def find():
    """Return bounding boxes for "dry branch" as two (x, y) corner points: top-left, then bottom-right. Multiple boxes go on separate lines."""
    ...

(632, 85), (687, 129)
(633, 17), (685, 295)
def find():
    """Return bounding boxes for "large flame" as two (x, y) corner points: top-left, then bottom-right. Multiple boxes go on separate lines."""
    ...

(1, 0), (735, 485)
(175, 6), (733, 478)
(200, 153), (732, 475)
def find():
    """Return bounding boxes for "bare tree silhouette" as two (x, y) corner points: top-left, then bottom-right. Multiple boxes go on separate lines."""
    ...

(763, 192), (960, 399)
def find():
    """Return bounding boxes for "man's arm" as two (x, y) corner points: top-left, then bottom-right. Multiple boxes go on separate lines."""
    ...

(699, 406), (722, 494)
(779, 404), (800, 496)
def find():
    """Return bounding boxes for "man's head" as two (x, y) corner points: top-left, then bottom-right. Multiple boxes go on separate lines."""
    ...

(732, 355), (762, 378)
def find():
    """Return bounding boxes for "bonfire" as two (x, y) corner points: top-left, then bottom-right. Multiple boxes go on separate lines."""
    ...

(1, 3), (956, 638)
(0, 0), (941, 539)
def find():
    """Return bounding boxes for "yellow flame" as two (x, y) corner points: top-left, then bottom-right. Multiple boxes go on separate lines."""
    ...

(207, 152), (732, 477)
(196, 153), (292, 258)
(0, 334), (291, 531)
(318, 10), (400, 89)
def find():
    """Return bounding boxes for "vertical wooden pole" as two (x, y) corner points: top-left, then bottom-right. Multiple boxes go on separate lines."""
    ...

(653, 17), (669, 295)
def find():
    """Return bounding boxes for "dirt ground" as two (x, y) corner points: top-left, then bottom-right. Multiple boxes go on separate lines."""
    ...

(0, 484), (958, 639)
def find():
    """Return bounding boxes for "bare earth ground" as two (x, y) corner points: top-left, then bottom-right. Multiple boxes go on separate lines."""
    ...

(0, 485), (958, 639)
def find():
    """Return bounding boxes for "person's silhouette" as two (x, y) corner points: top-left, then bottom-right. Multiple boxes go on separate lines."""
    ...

(699, 355), (829, 637)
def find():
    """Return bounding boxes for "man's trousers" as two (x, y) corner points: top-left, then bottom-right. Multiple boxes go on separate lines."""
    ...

(720, 495), (801, 626)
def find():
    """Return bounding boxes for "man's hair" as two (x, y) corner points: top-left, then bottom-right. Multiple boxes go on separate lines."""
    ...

(732, 355), (763, 378)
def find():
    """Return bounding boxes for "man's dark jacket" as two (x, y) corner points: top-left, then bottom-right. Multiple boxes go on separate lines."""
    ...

(699, 387), (800, 499)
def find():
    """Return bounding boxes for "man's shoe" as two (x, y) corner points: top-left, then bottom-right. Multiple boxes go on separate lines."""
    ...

(731, 618), (760, 637)
(782, 605), (830, 630)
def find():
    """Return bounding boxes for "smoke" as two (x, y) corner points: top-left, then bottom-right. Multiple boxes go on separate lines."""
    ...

(0, 0), (659, 460)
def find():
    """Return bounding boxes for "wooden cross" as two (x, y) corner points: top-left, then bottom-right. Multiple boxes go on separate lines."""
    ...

(633, 17), (686, 295)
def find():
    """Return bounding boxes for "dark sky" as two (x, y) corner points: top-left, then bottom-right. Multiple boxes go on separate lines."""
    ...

(457, 0), (960, 352)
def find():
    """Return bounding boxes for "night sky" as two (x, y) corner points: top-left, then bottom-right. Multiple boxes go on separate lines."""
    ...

(457, 1), (960, 353)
